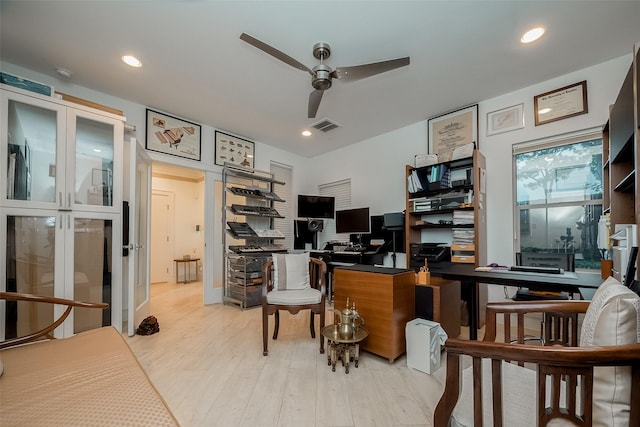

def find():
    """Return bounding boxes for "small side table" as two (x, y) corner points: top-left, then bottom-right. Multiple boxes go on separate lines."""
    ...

(321, 324), (368, 374)
(174, 258), (200, 283)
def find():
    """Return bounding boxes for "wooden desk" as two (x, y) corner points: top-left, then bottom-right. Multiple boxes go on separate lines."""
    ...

(435, 263), (603, 340)
(174, 258), (200, 283)
(333, 265), (415, 362)
(415, 277), (461, 338)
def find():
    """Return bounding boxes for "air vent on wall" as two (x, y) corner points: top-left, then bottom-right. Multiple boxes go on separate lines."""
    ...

(311, 118), (341, 133)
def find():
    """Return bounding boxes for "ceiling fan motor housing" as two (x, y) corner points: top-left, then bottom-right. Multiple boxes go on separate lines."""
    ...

(312, 64), (333, 90)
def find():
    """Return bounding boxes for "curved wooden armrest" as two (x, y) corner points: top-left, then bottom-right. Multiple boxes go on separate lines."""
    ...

(0, 292), (108, 350)
(445, 338), (640, 366)
(484, 300), (590, 344)
(435, 339), (640, 427)
(486, 300), (590, 315)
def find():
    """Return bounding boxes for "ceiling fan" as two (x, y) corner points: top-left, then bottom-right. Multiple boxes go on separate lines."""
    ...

(240, 33), (410, 118)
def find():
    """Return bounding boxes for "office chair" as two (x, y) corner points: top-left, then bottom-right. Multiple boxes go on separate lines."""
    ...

(511, 252), (576, 344)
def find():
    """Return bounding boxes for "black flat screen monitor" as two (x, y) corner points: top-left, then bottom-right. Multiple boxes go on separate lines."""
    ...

(297, 195), (335, 219)
(336, 207), (370, 234)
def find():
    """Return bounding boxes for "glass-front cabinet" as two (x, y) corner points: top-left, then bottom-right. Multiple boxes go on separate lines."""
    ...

(0, 84), (124, 339)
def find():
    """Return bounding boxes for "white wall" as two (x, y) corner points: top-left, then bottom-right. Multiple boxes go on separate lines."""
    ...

(298, 54), (633, 294)
(3, 53), (633, 302)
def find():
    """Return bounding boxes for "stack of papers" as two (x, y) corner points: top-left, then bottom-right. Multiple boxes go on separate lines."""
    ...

(452, 228), (475, 246)
(453, 210), (474, 225)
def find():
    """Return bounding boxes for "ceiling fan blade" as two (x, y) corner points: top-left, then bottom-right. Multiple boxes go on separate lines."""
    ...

(333, 57), (410, 82)
(240, 33), (314, 76)
(308, 89), (324, 118)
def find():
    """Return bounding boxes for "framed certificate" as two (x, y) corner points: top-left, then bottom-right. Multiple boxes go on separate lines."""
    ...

(428, 104), (478, 161)
(534, 81), (588, 126)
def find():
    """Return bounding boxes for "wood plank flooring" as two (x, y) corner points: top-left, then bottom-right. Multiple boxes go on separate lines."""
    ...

(125, 281), (448, 427)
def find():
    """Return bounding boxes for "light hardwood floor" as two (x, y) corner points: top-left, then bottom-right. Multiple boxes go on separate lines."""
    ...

(125, 281), (448, 427)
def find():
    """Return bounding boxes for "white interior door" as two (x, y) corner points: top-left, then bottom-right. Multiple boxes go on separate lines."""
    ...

(151, 191), (172, 283)
(127, 139), (152, 336)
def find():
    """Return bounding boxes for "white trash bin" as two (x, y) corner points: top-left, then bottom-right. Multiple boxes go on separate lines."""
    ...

(406, 318), (448, 374)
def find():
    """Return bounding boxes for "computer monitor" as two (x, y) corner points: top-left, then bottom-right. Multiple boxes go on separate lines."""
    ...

(297, 195), (335, 219)
(335, 207), (370, 234)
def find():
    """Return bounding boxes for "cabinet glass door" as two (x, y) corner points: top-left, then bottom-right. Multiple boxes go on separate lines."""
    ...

(71, 217), (113, 334)
(2, 214), (60, 340)
(72, 114), (116, 208)
(2, 96), (64, 207)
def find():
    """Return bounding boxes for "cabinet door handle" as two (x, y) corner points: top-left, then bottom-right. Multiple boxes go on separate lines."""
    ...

(67, 192), (71, 209)
(59, 215), (63, 229)
(68, 215), (71, 229)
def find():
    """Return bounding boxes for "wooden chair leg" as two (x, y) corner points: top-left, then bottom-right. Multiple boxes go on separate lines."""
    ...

(273, 310), (280, 340)
(262, 307), (269, 356)
(310, 311), (316, 338)
(319, 308), (325, 354)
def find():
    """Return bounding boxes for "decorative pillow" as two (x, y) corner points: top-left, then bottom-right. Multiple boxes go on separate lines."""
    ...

(272, 252), (310, 291)
(580, 276), (640, 427)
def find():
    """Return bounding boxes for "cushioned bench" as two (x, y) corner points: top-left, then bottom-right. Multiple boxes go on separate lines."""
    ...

(0, 292), (178, 426)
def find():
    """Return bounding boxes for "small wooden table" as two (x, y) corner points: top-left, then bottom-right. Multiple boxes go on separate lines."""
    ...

(174, 258), (200, 283)
(321, 324), (368, 374)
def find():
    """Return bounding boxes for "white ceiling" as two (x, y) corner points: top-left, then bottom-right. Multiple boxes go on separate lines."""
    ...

(1, 1), (639, 158)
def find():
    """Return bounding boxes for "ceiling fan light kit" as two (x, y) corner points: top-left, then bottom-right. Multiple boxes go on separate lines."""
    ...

(240, 33), (410, 118)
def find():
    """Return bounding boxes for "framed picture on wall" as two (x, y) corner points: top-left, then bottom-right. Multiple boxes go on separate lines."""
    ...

(215, 131), (255, 168)
(534, 81), (588, 126)
(486, 103), (524, 136)
(428, 104), (478, 162)
(145, 109), (201, 161)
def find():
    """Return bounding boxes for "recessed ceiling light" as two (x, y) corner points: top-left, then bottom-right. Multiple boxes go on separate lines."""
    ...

(122, 55), (142, 68)
(521, 27), (545, 44)
(302, 130), (312, 137)
(55, 67), (72, 79)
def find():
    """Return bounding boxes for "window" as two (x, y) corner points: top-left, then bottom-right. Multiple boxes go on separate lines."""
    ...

(513, 132), (603, 270)
(318, 179), (351, 244)
(270, 162), (293, 249)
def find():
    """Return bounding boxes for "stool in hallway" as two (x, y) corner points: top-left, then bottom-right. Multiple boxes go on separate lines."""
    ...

(174, 258), (200, 283)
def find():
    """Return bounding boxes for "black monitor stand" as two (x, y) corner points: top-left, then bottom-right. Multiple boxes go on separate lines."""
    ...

(386, 227), (403, 268)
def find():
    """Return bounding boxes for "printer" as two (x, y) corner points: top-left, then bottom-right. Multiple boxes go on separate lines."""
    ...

(610, 224), (638, 283)
(409, 243), (450, 271)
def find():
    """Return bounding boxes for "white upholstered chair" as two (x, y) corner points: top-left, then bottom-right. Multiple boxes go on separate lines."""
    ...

(261, 252), (327, 356)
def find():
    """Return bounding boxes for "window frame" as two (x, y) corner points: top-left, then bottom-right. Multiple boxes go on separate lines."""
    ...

(512, 127), (603, 268)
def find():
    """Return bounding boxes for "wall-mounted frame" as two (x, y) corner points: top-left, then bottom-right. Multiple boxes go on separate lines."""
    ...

(145, 109), (201, 161)
(487, 103), (524, 136)
(534, 80), (588, 126)
(215, 131), (255, 168)
(428, 104), (478, 162)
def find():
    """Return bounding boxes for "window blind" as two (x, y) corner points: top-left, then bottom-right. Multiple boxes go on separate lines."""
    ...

(512, 127), (601, 155)
(319, 178), (351, 243)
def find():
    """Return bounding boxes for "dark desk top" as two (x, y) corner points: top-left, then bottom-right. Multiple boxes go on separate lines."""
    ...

(434, 262), (602, 293)
(334, 264), (413, 275)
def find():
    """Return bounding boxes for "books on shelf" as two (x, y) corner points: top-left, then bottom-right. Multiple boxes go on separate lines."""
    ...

(407, 164), (451, 193)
